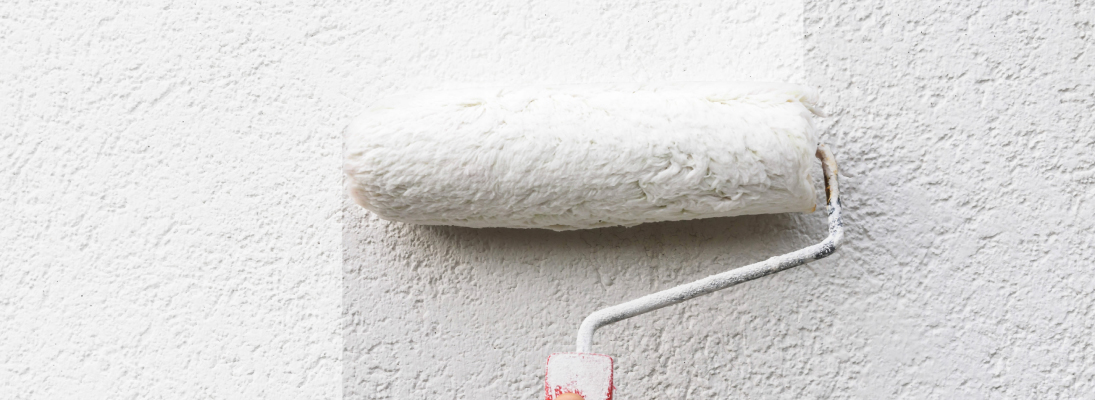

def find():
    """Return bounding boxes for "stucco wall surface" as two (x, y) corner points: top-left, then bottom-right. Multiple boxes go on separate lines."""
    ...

(5, 0), (1094, 399)
(805, 0), (1095, 397)
(341, 1), (814, 399)
(1, 1), (344, 398)
(345, 0), (1095, 399)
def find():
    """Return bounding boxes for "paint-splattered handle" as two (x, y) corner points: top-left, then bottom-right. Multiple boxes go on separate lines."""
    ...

(545, 353), (614, 400)
(574, 144), (845, 353)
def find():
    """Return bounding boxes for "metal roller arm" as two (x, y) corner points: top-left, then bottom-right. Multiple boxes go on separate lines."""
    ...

(576, 144), (845, 353)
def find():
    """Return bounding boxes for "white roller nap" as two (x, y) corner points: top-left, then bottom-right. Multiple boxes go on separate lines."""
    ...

(344, 82), (821, 230)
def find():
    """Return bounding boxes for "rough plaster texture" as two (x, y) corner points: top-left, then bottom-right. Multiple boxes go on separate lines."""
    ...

(342, 1), (821, 399)
(2, 1), (344, 398)
(5, 0), (1094, 399)
(345, 0), (1095, 399)
(805, 0), (1095, 397)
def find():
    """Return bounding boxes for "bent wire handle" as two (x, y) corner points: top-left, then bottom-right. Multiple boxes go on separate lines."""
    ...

(576, 144), (845, 353)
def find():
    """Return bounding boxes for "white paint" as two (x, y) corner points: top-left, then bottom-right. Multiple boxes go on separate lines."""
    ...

(545, 353), (614, 400)
(6, 0), (1093, 399)
(344, 83), (820, 230)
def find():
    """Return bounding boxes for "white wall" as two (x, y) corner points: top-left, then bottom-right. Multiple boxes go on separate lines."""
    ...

(5, 0), (1093, 399)
(2, 1), (344, 398)
(805, 1), (1095, 397)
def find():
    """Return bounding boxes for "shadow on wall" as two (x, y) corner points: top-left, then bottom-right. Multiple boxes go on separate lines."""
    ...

(349, 210), (829, 274)
(341, 203), (840, 398)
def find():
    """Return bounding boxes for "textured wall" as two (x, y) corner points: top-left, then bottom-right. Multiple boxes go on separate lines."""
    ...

(805, 0), (1095, 397)
(1, 1), (343, 398)
(345, 0), (1095, 399)
(6, 0), (1093, 399)
(342, 1), (823, 399)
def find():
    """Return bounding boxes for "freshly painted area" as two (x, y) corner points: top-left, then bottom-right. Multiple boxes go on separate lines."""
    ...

(345, 0), (1094, 398)
(343, 1), (817, 399)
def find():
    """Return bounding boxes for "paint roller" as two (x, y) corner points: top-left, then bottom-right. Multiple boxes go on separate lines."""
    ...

(344, 82), (845, 399)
